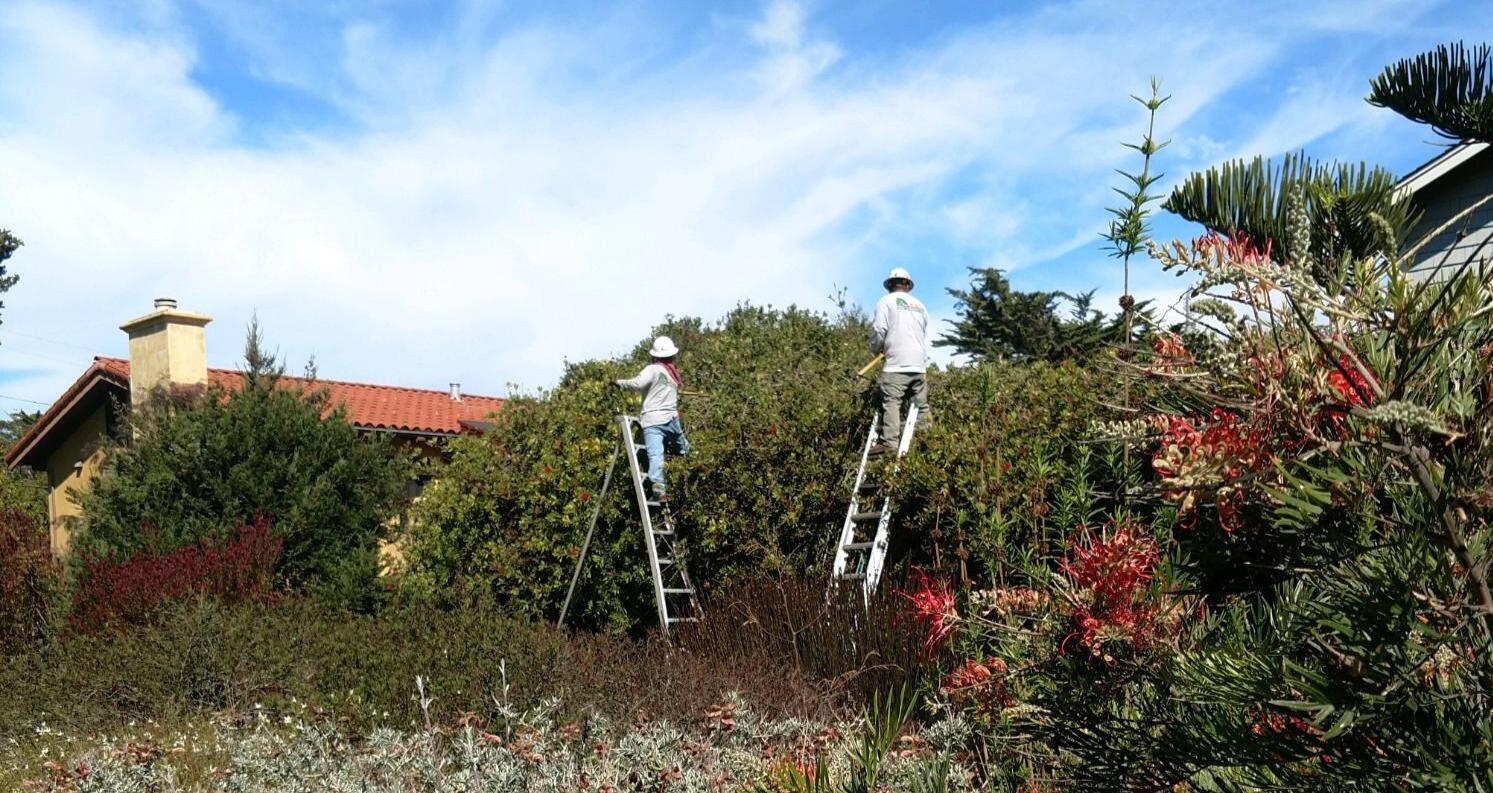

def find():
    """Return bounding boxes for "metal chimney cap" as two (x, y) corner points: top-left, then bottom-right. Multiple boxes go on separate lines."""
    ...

(449, 382), (461, 401)
(154, 297), (178, 310)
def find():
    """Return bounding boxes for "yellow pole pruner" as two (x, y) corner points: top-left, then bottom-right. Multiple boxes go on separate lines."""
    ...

(857, 352), (885, 378)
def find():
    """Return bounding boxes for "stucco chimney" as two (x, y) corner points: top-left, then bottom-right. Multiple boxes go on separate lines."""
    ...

(119, 297), (213, 406)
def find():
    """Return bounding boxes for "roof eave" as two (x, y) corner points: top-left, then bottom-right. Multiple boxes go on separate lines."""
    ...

(1396, 141), (1491, 199)
(5, 365), (127, 470)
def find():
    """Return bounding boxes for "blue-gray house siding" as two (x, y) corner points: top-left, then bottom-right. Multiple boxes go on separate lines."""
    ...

(1402, 143), (1493, 278)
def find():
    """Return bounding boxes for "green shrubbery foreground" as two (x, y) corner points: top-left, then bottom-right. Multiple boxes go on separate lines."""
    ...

(0, 595), (839, 740)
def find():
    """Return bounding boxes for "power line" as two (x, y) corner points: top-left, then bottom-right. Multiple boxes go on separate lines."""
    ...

(0, 328), (96, 353)
(0, 346), (85, 366)
(0, 393), (50, 406)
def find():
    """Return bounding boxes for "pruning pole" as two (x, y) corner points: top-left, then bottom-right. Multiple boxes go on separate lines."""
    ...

(857, 353), (885, 378)
(558, 439), (621, 629)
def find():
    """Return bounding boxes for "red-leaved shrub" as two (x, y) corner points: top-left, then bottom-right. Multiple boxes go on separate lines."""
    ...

(70, 516), (282, 633)
(0, 508), (60, 652)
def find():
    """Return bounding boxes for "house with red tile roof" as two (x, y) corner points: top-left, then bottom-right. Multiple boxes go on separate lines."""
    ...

(5, 299), (503, 556)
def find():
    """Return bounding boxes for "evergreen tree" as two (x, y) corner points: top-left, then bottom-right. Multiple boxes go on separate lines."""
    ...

(1369, 41), (1493, 142)
(76, 326), (411, 610)
(0, 230), (20, 328)
(937, 267), (1150, 362)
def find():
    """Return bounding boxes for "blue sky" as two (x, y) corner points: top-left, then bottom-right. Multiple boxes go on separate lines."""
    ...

(0, 0), (1488, 407)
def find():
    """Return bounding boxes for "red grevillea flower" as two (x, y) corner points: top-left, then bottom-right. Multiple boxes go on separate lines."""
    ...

(897, 568), (958, 653)
(1151, 408), (1269, 532)
(1060, 523), (1159, 607)
(941, 657), (1014, 710)
(1326, 353), (1378, 410)
(1059, 524), (1165, 659)
(1195, 230), (1275, 266)
(1149, 332), (1193, 373)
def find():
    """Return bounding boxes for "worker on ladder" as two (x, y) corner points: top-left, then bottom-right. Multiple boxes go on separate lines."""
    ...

(868, 267), (929, 457)
(614, 335), (690, 502)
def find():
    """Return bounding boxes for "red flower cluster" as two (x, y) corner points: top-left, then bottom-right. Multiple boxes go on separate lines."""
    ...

(1249, 708), (1328, 763)
(941, 657), (1014, 711)
(1195, 230), (1274, 266)
(1322, 353), (1378, 435)
(1059, 524), (1165, 660)
(897, 568), (958, 654)
(1249, 709), (1314, 738)
(70, 516), (282, 633)
(1151, 408), (1269, 532)
(1149, 331), (1193, 373)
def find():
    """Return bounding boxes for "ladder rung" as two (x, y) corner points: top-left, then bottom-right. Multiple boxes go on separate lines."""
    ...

(667, 617), (700, 624)
(841, 542), (873, 551)
(851, 511), (882, 521)
(652, 528), (674, 536)
(663, 587), (694, 595)
(837, 572), (866, 581)
(657, 558), (674, 565)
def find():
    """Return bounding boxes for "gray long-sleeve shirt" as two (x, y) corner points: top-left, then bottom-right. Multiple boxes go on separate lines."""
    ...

(870, 291), (929, 373)
(615, 363), (680, 427)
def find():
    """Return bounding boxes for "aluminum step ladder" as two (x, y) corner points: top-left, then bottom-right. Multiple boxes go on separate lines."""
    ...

(618, 414), (701, 637)
(830, 404), (919, 600)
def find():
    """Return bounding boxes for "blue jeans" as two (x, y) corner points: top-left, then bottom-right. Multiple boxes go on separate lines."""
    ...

(642, 417), (690, 491)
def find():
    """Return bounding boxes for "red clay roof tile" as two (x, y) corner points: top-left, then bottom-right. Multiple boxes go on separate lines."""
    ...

(93, 356), (503, 435)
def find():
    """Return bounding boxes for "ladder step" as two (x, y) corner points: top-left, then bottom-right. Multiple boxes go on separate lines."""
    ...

(837, 572), (866, 581)
(667, 617), (700, 624)
(840, 542), (873, 551)
(652, 528), (674, 536)
(657, 558), (674, 566)
(662, 587), (694, 595)
(851, 511), (883, 521)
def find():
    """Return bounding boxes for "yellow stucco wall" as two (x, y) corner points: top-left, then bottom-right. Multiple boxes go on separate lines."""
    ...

(43, 406), (109, 557)
(377, 435), (445, 575)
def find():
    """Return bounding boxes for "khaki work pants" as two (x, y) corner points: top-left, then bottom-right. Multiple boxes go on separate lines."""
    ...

(878, 371), (928, 446)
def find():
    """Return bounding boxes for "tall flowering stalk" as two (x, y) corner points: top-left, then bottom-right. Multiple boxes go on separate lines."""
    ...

(1103, 80), (1170, 486)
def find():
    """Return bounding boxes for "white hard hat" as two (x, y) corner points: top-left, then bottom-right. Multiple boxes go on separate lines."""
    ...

(649, 335), (679, 358)
(884, 267), (914, 289)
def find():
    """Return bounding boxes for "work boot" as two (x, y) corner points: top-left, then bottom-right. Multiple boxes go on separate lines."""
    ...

(651, 482), (671, 503)
(867, 442), (896, 458)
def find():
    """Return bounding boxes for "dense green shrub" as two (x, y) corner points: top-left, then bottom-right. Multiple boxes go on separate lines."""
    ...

(406, 301), (1113, 631)
(75, 344), (410, 609)
(406, 304), (880, 630)
(0, 596), (837, 741)
(894, 359), (1120, 585)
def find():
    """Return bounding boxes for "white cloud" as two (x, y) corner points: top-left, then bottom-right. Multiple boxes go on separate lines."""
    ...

(0, 0), (1458, 409)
